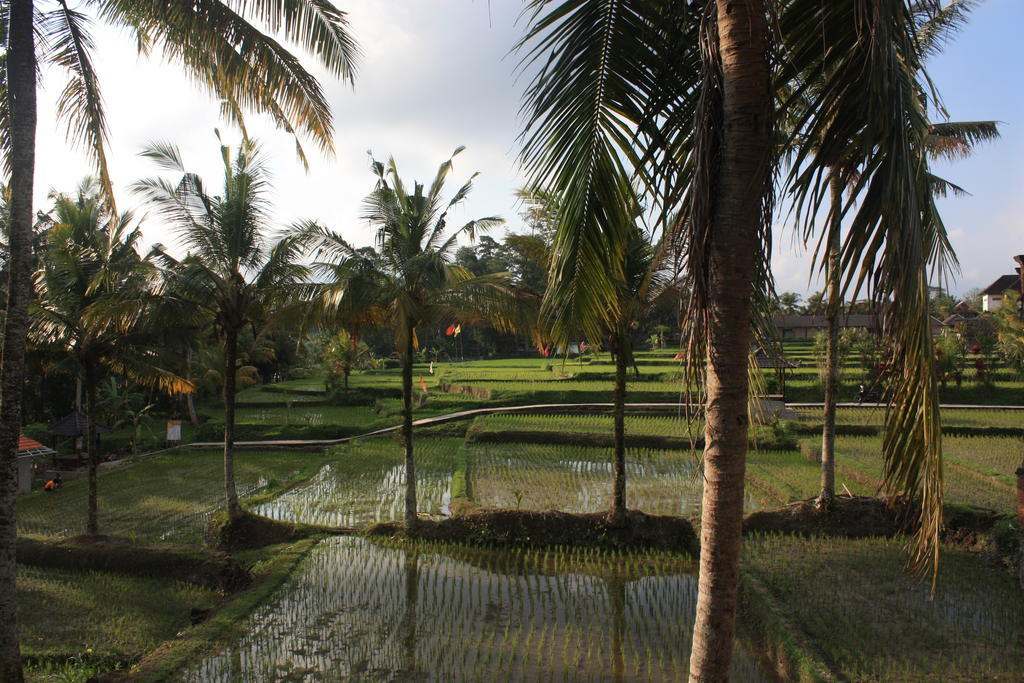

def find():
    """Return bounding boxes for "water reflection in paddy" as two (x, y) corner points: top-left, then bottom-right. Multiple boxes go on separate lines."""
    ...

(184, 537), (767, 682)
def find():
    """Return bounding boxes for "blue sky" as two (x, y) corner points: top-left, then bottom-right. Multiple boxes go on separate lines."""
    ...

(32, 0), (1023, 299)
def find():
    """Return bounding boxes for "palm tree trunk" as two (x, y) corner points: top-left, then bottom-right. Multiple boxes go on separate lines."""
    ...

(689, 2), (772, 681)
(85, 365), (100, 535)
(185, 348), (200, 427)
(0, 2), (36, 677)
(818, 174), (842, 508)
(610, 327), (627, 525)
(402, 327), (417, 526)
(223, 328), (243, 521)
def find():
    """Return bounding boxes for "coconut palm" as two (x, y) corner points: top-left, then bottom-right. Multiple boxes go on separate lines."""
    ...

(605, 227), (676, 525)
(297, 149), (522, 527)
(322, 330), (372, 392)
(0, 3), (358, 675)
(134, 138), (310, 522)
(799, 0), (1000, 509)
(543, 184), (674, 524)
(31, 179), (189, 535)
(518, 1), (953, 678)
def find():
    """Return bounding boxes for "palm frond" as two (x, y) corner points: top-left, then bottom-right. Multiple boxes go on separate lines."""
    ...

(220, 0), (360, 80)
(98, 0), (349, 155)
(926, 120), (1000, 161)
(43, 2), (115, 211)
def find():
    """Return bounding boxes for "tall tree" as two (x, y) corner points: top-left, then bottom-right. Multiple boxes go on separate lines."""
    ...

(606, 227), (675, 524)
(135, 138), (310, 522)
(519, 1), (952, 678)
(801, 0), (999, 508)
(32, 179), (189, 535)
(0, 3), (358, 676)
(0, 2), (36, 678)
(298, 149), (523, 526)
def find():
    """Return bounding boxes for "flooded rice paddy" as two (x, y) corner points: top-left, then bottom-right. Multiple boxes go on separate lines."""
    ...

(257, 437), (760, 529)
(196, 436), (772, 680)
(184, 536), (767, 681)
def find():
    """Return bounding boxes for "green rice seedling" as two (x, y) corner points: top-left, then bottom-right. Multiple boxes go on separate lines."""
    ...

(256, 437), (460, 527)
(18, 564), (218, 661)
(16, 450), (324, 543)
(794, 406), (1024, 430)
(181, 537), (765, 681)
(743, 534), (1024, 680)
(836, 435), (1018, 514)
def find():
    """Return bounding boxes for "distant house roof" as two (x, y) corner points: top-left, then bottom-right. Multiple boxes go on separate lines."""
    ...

(982, 274), (1020, 296)
(17, 435), (55, 458)
(941, 313), (975, 326)
(942, 314), (996, 337)
(773, 314), (880, 330)
(952, 300), (975, 314)
(49, 411), (111, 437)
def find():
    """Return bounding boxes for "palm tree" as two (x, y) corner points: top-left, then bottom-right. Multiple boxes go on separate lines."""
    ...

(606, 228), (676, 525)
(543, 188), (674, 524)
(298, 149), (521, 527)
(518, 1), (951, 678)
(98, 378), (155, 457)
(31, 179), (189, 536)
(803, 0), (1000, 509)
(322, 330), (372, 391)
(134, 138), (310, 522)
(0, 3), (358, 676)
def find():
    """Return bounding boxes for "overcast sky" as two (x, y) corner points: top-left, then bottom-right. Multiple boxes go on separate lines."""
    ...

(33, 0), (1024, 300)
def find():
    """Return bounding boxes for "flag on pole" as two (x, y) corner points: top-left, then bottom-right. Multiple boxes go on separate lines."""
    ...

(419, 376), (428, 394)
(445, 324), (456, 336)
(673, 350), (684, 361)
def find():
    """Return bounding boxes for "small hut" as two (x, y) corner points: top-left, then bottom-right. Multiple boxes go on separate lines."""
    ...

(754, 346), (801, 398)
(49, 411), (111, 466)
(17, 435), (56, 494)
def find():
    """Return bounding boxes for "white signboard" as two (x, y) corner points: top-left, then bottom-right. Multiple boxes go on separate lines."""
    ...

(166, 420), (182, 442)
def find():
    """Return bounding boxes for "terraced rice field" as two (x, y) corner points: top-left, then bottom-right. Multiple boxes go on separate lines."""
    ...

(471, 413), (703, 438)
(744, 535), (1024, 681)
(183, 536), (767, 682)
(794, 406), (1024, 429)
(16, 450), (323, 543)
(833, 435), (1020, 514)
(464, 442), (739, 516)
(256, 438), (460, 527)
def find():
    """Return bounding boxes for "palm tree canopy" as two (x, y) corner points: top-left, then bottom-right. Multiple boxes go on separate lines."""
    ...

(31, 178), (190, 395)
(133, 138), (311, 339)
(296, 149), (529, 352)
(0, 0), (361, 204)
